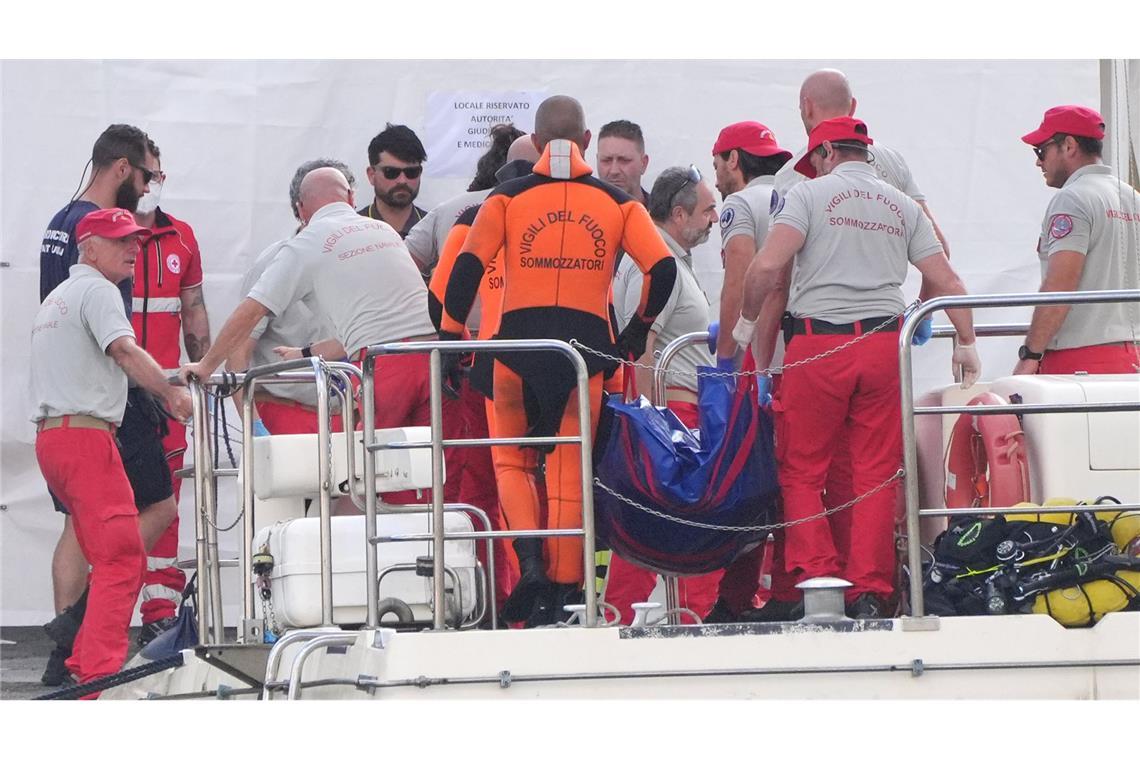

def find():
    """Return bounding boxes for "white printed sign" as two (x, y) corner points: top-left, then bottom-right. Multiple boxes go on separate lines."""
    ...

(424, 91), (544, 178)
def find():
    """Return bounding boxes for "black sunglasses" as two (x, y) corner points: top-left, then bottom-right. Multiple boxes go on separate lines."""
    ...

(667, 164), (702, 207)
(378, 165), (423, 180)
(130, 162), (157, 184)
(1032, 136), (1064, 161)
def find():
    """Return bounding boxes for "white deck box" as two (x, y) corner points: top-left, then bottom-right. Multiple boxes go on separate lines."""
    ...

(253, 512), (481, 628)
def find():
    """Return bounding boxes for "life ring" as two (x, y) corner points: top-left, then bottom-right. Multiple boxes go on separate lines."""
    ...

(944, 391), (1031, 508)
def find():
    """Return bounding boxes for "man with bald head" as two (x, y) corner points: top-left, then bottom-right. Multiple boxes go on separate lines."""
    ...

(778, 68), (949, 257)
(181, 166), (462, 501)
(441, 95), (677, 626)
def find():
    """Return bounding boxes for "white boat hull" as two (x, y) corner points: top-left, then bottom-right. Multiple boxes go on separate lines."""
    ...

(104, 611), (1140, 700)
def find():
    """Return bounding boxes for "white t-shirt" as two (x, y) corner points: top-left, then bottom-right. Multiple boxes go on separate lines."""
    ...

(248, 202), (435, 358)
(774, 161), (942, 323)
(31, 264), (136, 424)
(1036, 163), (1140, 350)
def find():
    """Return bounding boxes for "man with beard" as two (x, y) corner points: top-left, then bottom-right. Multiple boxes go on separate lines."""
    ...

(129, 138), (213, 645)
(358, 123), (428, 239)
(37, 124), (180, 685)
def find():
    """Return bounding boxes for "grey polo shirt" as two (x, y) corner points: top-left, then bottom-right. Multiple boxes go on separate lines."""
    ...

(248, 202), (435, 359)
(614, 229), (712, 393)
(720, 175), (787, 370)
(242, 238), (339, 405)
(774, 161), (942, 323)
(30, 264), (136, 425)
(1036, 163), (1140, 350)
(404, 189), (491, 275)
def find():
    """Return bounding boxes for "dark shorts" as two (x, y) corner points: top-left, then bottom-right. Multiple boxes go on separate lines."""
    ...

(51, 388), (174, 514)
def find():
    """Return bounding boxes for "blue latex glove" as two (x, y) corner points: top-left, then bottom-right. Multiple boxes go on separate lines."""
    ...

(252, 418), (271, 437)
(757, 375), (773, 407)
(706, 321), (719, 354)
(912, 316), (934, 346)
(716, 356), (735, 372)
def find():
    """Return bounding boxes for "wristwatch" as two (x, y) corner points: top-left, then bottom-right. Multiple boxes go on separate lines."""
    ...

(1018, 345), (1044, 361)
(301, 344), (313, 358)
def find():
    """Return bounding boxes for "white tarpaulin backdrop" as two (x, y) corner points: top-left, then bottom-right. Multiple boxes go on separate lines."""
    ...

(0, 60), (1102, 624)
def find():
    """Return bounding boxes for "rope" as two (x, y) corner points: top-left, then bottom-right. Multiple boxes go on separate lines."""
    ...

(33, 654), (185, 700)
(593, 468), (905, 533)
(571, 302), (917, 379)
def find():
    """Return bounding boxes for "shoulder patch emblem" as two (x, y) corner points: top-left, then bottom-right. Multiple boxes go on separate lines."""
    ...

(719, 207), (735, 229)
(1049, 214), (1073, 240)
(770, 190), (784, 216)
(166, 253), (182, 274)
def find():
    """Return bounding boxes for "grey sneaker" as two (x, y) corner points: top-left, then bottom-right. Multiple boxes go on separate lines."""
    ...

(136, 616), (178, 648)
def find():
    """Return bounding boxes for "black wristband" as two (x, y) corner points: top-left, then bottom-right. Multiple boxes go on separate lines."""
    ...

(301, 344), (313, 358)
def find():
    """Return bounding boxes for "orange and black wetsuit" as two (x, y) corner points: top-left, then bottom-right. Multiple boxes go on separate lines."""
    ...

(440, 139), (676, 588)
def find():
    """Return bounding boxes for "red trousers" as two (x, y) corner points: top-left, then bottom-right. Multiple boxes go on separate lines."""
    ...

(37, 425), (145, 691)
(776, 331), (902, 601)
(1040, 342), (1139, 374)
(255, 397), (347, 435)
(359, 352), (463, 505)
(139, 420), (187, 624)
(602, 400), (724, 623)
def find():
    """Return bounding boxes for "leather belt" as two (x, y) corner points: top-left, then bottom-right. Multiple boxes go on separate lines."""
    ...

(36, 414), (116, 433)
(787, 315), (901, 337)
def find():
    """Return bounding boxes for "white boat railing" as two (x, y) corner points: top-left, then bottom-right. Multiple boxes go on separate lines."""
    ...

(899, 289), (1140, 620)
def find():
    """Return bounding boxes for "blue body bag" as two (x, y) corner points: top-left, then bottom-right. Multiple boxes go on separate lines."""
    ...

(592, 364), (780, 575)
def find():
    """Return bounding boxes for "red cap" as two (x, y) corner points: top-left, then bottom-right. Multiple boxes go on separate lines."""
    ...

(75, 208), (152, 244)
(712, 121), (792, 161)
(1021, 105), (1105, 146)
(793, 116), (874, 179)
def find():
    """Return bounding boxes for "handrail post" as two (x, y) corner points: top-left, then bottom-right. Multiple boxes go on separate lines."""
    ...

(898, 305), (929, 619)
(429, 348), (447, 630)
(653, 331), (710, 625)
(196, 383), (225, 643)
(189, 381), (212, 644)
(573, 345), (599, 628)
(240, 377), (258, 642)
(313, 358), (335, 627)
(361, 356), (380, 629)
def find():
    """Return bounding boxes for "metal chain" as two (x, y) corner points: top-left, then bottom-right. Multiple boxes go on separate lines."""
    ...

(260, 584), (281, 638)
(570, 301), (917, 379)
(593, 468), (905, 533)
(200, 504), (246, 533)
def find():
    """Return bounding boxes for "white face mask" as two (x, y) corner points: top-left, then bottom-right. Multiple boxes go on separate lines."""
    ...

(135, 181), (163, 215)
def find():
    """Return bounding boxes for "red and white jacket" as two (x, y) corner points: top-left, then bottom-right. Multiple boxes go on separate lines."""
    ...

(131, 208), (204, 369)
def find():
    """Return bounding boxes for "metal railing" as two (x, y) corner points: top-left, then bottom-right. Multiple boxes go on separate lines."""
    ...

(360, 339), (600, 629)
(652, 331), (715, 625)
(187, 359), (361, 644)
(899, 288), (1140, 620)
